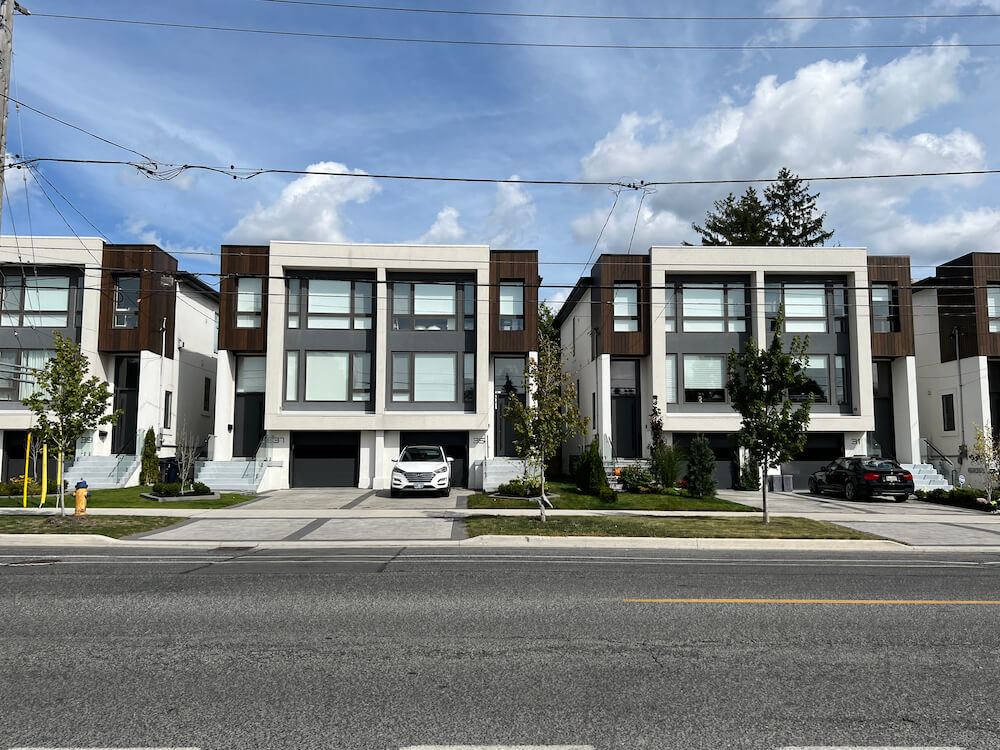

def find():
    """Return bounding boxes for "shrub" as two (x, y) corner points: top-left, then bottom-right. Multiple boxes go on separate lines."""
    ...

(191, 482), (211, 495)
(738, 456), (761, 491)
(152, 482), (181, 497)
(575, 438), (608, 495)
(650, 443), (682, 488)
(686, 434), (717, 498)
(497, 477), (546, 497)
(619, 463), (659, 493)
(140, 428), (159, 485)
(598, 486), (618, 503)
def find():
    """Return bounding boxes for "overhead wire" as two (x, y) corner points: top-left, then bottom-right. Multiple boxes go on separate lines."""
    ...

(24, 13), (1000, 51)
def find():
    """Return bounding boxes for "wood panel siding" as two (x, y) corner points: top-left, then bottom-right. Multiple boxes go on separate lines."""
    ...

(930, 252), (1000, 362)
(218, 245), (269, 353)
(868, 256), (915, 358)
(592, 254), (650, 356)
(489, 250), (539, 353)
(99, 245), (178, 357)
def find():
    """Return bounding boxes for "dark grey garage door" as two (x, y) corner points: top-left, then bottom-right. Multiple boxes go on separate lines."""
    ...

(399, 431), (468, 487)
(291, 431), (360, 487)
(783, 433), (843, 490)
(673, 433), (738, 490)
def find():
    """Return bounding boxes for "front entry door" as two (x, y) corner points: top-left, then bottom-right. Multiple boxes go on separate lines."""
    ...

(610, 359), (640, 459)
(495, 391), (525, 457)
(111, 356), (139, 454)
(233, 392), (265, 458)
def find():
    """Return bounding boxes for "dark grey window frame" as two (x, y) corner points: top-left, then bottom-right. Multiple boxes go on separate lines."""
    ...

(681, 353), (728, 404)
(289, 278), (373, 331)
(612, 281), (640, 332)
(1, 273), (73, 328)
(673, 281), (748, 333)
(164, 390), (173, 430)
(236, 277), (263, 329)
(391, 281), (472, 332)
(942, 393), (956, 432)
(113, 275), (140, 329)
(498, 280), (524, 332)
(987, 285), (1000, 334)
(298, 350), (371, 403)
(202, 377), (212, 413)
(766, 281), (848, 334)
(871, 282), (900, 334)
(391, 351), (470, 404)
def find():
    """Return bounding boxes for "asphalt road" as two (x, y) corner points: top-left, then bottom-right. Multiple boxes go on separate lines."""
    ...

(2, 546), (1000, 750)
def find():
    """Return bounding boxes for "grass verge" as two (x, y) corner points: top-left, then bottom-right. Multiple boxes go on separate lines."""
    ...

(464, 515), (884, 540)
(0, 486), (255, 510)
(467, 480), (756, 512)
(0, 514), (184, 538)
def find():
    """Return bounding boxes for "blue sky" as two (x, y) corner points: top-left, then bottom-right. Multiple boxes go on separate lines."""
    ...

(5, 0), (1000, 302)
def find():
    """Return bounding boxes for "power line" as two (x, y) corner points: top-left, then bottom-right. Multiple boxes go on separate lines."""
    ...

(26, 13), (1000, 51)
(257, 0), (1000, 24)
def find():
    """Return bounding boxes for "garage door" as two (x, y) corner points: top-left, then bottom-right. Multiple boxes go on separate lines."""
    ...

(783, 433), (843, 490)
(399, 431), (469, 487)
(673, 433), (738, 490)
(291, 431), (360, 487)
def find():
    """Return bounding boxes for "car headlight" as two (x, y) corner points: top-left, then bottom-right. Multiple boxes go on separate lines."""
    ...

(433, 465), (448, 475)
(392, 467), (405, 476)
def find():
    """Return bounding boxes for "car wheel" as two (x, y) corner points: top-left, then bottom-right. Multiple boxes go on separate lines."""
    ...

(844, 481), (857, 501)
(808, 478), (819, 495)
(390, 489), (400, 498)
(894, 495), (908, 503)
(440, 486), (451, 498)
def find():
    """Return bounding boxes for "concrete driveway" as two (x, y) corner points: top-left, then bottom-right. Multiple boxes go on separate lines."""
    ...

(235, 486), (473, 511)
(718, 487), (1000, 547)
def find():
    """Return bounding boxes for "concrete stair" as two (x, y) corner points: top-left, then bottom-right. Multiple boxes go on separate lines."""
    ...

(195, 460), (262, 492)
(483, 458), (528, 492)
(604, 459), (651, 492)
(65, 455), (139, 490)
(900, 463), (953, 493)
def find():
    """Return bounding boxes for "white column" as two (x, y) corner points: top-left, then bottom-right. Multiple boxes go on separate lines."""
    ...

(851, 269), (875, 421)
(596, 353), (612, 459)
(373, 429), (386, 489)
(212, 351), (236, 461)
(752, 269), (766, 344)
(647, 276), (666, 457)
(375, 267), (388, 416)
(891, 355), (920, 464)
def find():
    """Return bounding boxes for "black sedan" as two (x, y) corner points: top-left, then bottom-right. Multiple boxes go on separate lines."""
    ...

(808, 456), (914, 501)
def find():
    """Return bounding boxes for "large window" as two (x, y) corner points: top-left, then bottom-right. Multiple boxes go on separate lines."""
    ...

(766, 281), (848, 334)
(391, 352), (463, 402)
(790, 355), (830, 403)
(665, 354), (677, 404)
(0, 349), (54, 400)
(303, 351), (371, 402)
(2, 275), (71, 327)
(499, 281), (524, 331)
(392, 282), (469, 331)
(236, 278), (263, 329)
(988, 286), (1000, 333)
(871, 283), (900, 334)
(613, 282), (639, 332)
(682, 355), (726, 403)
(301, 279), (372, 330)
(235, 355), (266, 393)
(679, 282), (747, 333)
(494, 357), (526, 395)
(113, 276), (140, 328)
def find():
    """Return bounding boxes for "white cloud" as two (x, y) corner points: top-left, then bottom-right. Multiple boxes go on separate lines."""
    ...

(487, 177), (536, 247)
(415, 206), (466, 244)
(751, 0), (826, 44)
(225, 162), (380, 244)
(575, 42), (992, 256)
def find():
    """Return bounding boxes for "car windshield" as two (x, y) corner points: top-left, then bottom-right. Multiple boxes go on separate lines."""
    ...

(399, 447), (444, 463)
(859, 459), (900, 471)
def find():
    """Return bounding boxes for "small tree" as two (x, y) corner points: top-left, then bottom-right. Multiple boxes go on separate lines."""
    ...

(970, 422), (1000, 508)
(575, 437), (608, 495)
(21, 332), (118, 515)
(140, 427), (159, 485)
(175, 425), (203, 494)
(727, 310), (812, 523)
(648, 398), (682, 488)
(538, 301), (560, 347)
(504, 336), (588, 521)
(686, 434), (717, 498)
(738, 453), (761, 491)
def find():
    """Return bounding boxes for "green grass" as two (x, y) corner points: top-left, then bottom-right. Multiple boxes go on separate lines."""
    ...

(464, 515), (885, 540)
(467, 479), (756, 512)
(0, 486), (256, 510)
(0, 514), (184, 538)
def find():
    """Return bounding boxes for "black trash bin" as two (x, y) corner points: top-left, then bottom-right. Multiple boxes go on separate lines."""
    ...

(158, 457), (180, 484)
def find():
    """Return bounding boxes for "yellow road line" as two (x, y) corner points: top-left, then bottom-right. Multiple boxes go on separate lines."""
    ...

(623, 598), (1000, 604)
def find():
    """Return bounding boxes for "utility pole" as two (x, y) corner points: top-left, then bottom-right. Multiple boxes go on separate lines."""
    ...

(0, 0), (29, 235)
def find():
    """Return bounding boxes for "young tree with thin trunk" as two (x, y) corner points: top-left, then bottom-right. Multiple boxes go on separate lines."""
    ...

(726, 311), (812, 523)
(175, 425), (203, 494)
(504, 336), (588, 522)
(21, 332), (118, 515)
(970, 422), (1000, 508)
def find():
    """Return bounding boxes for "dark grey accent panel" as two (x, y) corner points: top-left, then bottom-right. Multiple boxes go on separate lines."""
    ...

(673, 432), (738, 490)
(781, 432), (844, 491)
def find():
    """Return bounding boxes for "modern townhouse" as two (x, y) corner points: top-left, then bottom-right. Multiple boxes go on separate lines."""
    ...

(0, 237), (219, 488)
(555, 246), (922, 490)
(203, 241), (539, 492)
(913, 252), (1000, 488)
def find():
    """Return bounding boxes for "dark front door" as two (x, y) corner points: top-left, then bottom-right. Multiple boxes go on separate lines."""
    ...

(400, 431), (469, 487)
(495, 391), (525, 457)
(233, 392), (265, 458)
(291, 432), (360, 487)
(872, 360), (896, 459)
(611, 359), (640, 459)
(111, 356), (139, 454)
(2, 430), (27, 482)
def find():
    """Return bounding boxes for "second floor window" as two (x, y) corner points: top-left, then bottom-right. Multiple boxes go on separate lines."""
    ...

(871, 283), (900, 333)
(2, 275), (71, 327)
(113, 276), (140, 328)
(988, 286), (1000, 333)
(680, 282), (747, 333)
(766, 282), (848, 334)
(393, 282), (470, 331)
(613, 282), (639, 332)
(499, 281), (524, 331)
(303, 279), (372, 330)
(236, 278), (263, 329)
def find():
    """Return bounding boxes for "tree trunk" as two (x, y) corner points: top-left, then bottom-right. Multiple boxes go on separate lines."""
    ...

(58, 450), (65, 516)
(760, 464), (769, 524)
(537, 463), (547, 522)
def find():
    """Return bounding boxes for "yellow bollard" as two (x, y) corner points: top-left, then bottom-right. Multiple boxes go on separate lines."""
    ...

(74, 482), (88, 517)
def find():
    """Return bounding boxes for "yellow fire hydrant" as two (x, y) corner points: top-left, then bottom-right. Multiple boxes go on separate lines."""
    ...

(74, 481), (89, 517)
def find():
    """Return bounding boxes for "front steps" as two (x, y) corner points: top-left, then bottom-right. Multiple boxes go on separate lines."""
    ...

(900, 463), (953, 493)
(483, 458), (528, 492)
(65, 454), (140, 490)
(604, 459), (651, 492)
(195, 460), (264, 492)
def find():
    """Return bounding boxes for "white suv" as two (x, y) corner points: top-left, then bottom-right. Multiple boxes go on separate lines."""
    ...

(390, 445), (453, 497)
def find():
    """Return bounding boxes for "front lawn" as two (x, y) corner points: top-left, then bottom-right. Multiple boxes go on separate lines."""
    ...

(467, 480), (755, 512)
(0, 486), (255, 510)
(464, 515), (884, 540)
(0, 514), (184, 538)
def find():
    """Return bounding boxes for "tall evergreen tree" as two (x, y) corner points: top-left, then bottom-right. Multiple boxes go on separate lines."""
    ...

(764, 167), (834, 247)
(538, 301), (560, 348)
(691, 187), (771, 246)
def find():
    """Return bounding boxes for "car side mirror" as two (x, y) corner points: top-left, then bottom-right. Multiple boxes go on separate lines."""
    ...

(447, 457), (455, 462)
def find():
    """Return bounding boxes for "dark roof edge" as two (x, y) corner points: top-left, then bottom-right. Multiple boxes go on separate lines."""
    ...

(553, 276), (592, 329)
